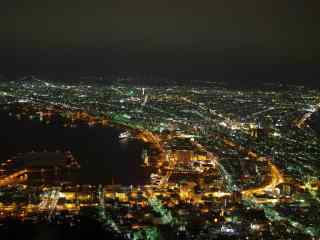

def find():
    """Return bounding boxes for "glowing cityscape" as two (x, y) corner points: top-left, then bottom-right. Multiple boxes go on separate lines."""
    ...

(0, 76), (319, 239)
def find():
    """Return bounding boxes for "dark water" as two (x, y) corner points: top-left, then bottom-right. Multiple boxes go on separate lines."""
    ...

(0, 111), (148, 185)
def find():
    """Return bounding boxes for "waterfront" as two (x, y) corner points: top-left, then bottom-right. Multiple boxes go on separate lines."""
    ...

(0, 110), (148, 185)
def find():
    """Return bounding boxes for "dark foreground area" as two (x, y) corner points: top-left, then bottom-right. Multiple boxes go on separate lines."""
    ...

(0, 217), (125, 240)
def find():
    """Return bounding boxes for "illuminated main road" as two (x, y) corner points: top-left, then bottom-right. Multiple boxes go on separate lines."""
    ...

(0, 169), (28, 187)
(242, 163), (284, 197)
(296, 102), (320, 128)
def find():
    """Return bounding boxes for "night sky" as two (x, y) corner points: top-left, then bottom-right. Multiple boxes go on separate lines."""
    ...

(1, 0), (320, 83)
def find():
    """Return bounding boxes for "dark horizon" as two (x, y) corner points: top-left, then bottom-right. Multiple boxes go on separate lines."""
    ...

(1, 0), (320, 85)
(1, 53), (320, 86)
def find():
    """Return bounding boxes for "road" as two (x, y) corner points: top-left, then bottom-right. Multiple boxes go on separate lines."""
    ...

(0, 169), (28, 187)
(242, 163), (284, 197)
(296, 102), (320, 128)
